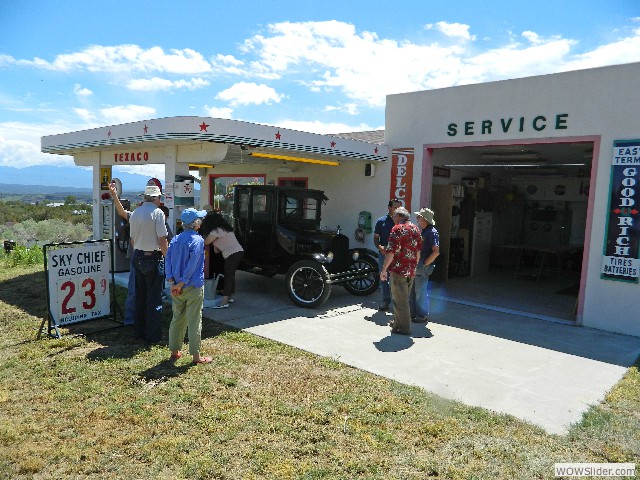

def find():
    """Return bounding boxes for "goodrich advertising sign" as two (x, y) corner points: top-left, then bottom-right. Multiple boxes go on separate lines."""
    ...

(601, 140), (640, 283)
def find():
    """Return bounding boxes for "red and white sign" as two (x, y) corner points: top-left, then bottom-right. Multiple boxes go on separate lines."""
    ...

(390, 148), (414, 209)
(46, 243), (111, 325)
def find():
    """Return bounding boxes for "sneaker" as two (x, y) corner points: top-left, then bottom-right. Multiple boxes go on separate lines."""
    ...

(412, 316), (428, 324)
(378, 303), (390, 311)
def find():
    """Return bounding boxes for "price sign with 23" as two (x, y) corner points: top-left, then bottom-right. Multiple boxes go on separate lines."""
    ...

(56, 275), (109, 324)
(47, 243), (112, 326)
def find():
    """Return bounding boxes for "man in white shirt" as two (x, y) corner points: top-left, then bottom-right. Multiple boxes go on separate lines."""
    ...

(129, 185), (168, 343)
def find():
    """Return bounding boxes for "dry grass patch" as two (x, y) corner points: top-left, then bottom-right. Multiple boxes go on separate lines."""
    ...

(0, 263), (638, 479)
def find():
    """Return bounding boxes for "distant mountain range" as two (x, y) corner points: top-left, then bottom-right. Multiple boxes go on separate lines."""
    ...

(0, 165), (160, 193)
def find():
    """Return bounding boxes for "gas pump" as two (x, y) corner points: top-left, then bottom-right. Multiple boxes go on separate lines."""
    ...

(100, 177), (131, 272)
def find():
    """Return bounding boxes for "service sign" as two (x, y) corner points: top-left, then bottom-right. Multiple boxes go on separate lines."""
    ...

(47, 243), (111, 325)
(601, 140), (640, 282)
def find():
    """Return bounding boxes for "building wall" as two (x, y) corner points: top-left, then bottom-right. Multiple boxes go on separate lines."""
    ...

(385, 62), (640, 337)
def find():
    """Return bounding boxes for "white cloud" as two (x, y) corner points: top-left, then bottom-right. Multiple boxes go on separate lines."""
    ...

(74, 108), (95, 122)
(0, 121), (75, 168)
(21, 45), (213, 74)
(215, 82), (284, 106)
(99, 105), (157, 124)
(127, 77), (210, 91)
(275, 119), (380, 135)
(73, 84), (93, 96)
(426, 21), (475, 41)
(239, 20), (640, 107)
(324, 103), (359, 115)
(204, 106), (233, 118)
(561, 27), (640, 71)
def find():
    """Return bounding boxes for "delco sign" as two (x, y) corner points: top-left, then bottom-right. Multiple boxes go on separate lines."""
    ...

(390, 148), (414, 208)
(601, 140), (640, 283)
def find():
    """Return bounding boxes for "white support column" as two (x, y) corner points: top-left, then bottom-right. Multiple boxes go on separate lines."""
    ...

(92, 153), (103, 240)
(199, 168), (209, 207)
(164, 146), (190, 232)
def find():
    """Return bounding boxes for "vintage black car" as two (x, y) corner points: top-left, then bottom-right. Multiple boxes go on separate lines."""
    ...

(229, 185), (379, 307)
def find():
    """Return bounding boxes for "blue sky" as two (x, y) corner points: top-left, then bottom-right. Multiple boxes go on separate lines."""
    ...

(0, 0), (639, 181)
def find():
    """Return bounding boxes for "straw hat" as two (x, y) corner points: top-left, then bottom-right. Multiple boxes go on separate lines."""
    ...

(414, 207), (435, 225)
(142, 185), (162, 197)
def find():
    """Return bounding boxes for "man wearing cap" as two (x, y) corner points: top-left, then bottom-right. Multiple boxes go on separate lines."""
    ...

(129, 185), (168, 343)
(379, 206), (423, 335)
(165, 208), (212, 365)
(410, 208), (440, 324)
(374, 198), (402, 310)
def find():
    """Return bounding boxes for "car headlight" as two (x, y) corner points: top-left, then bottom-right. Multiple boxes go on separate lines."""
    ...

(351, 250), (359, 261)
(312, 252), (334, 263)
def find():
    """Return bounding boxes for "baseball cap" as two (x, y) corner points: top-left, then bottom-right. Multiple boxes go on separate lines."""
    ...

(180, 208), (207, 224)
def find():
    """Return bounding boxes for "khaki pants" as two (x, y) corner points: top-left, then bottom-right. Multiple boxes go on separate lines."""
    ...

(168, 285), (204, 356)
(390, 273), (414, 334)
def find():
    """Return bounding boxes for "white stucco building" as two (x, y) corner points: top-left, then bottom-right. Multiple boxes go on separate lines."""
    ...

(42, 62), (640, 337)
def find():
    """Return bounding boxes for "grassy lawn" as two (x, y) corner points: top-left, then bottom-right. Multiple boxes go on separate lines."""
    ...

(0, 263), (638, 479)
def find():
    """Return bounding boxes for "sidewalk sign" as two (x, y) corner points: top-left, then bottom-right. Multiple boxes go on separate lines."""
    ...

(40, 239), (120, 339)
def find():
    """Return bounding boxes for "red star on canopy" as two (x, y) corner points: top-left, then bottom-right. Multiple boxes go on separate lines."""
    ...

(374, 147), (378, 154)
(199, 122), (209, 132)
(143, 124), (148, 134)
(330, 141), (336, 148)
(107, 130), (112, 138)
(275, 131), (281, 140)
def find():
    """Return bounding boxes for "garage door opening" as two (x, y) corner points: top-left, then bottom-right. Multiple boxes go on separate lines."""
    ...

(426, 138), (597, 323)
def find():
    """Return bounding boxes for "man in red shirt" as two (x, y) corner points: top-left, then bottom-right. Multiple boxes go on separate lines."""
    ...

(379, 206), (423, 335)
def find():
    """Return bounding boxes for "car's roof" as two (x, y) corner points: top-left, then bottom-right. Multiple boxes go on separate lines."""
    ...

(238, 184), (328, 200)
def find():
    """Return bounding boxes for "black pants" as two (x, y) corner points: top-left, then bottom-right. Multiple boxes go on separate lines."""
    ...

(222, 251), (244, 297)
(133, 252), (163, 342)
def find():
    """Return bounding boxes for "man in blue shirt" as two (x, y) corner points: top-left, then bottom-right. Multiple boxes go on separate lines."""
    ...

(410, 207), (440, 323)
(165, 207), (212, 365)
(373, 198), (402, 310)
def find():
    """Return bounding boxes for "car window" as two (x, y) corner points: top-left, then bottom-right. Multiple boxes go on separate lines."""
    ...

(238, 191), (249, 219)
(304, 197), (318, 220)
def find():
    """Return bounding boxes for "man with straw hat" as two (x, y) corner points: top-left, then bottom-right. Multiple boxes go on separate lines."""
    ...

(129, 184), (168, 343)
(410, 207), (440, 324)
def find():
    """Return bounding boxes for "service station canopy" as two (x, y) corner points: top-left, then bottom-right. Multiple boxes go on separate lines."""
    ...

(41, 116), (388, 168)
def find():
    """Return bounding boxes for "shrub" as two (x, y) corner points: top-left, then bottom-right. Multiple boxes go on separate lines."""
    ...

(1, 218), (91, 246)
(4, 244), (44, 267)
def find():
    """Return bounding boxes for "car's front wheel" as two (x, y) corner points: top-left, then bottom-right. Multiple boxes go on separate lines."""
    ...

(285, 260), (332, 308)
(342, 255), (380, 296)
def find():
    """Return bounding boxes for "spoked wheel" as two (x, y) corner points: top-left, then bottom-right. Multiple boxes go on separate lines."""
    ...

(285, 260), (331, 308)
(342, 255), (379, 296)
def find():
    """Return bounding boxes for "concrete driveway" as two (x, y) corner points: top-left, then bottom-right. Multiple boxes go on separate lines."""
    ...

(115, 270), (639, 435)
(193, 271), (640, 435)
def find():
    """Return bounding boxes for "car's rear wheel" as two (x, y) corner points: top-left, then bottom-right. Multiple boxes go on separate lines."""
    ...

(342, 255), (379, 296)
(286, 260), (332, 308)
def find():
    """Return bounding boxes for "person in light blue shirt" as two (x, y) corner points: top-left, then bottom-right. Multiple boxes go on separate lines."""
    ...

(165, 208), (212, 365)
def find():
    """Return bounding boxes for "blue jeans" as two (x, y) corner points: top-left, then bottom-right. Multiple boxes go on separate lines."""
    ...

(410, 264), (436, 318)
(377, 252), (391, 306)
(124, 256), (136, 325)
(133, 252), (164, 343)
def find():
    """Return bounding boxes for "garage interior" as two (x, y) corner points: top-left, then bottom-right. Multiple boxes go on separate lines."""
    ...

(429, 141), (594, 323)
